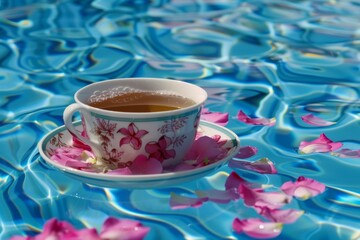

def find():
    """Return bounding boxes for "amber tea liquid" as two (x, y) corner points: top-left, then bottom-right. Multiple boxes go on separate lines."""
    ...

(88, 91), (195, 112)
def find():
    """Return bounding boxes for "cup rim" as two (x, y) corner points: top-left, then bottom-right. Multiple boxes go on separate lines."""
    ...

(74, 78), (207, 117)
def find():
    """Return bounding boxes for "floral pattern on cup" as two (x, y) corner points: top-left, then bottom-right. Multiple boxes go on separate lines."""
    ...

(47, 133), (67, 156)
(118, 123), (149, 150)
(145, 135), (176, 162)
(84, 116), (192, 169)
(91, 118), (125, 167)
(44, 120), (238, 177)
(62, 78), (207, 170)
(49, 132), (66, 148)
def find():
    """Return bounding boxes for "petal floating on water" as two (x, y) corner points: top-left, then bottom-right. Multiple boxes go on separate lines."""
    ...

(281, 176), (326, 200)
(232, 218), (283, 239)
(237, 110), (276, 126)
(301, 114), (336, 126)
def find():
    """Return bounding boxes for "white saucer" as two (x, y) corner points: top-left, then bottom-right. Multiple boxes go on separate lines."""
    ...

(38, 121), (240, 189)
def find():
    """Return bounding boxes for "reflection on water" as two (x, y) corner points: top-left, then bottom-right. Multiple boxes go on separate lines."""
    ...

(1, 1), (359, 239)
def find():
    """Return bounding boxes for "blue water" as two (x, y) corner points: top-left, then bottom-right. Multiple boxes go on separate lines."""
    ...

(1, 0), (360, 239)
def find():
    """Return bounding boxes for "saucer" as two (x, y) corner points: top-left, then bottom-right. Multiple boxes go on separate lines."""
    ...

(38, 121), (240, 188)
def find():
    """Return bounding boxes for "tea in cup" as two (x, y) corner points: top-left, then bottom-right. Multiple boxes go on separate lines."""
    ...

(63, 78), (207, 169)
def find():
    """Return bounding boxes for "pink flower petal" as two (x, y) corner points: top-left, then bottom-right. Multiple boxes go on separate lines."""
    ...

(50, 147), (94, 170)
(10, 217), (150, 240)
(237, 110), (276, 126)
(225, 172), (263, 191)
(211, 134), (228, 147)
(229, 158), (277, 174)
(64, 159), (92, 169)
(100, 217), (150, 240)
(195, 189), (240, 204)
(232, 218), (282, 239)
(52, 146), (84, 157)
(329, 142), (344, 151)
(299, 133), (343, 154)
(184, 136), (228, 165)
(301, 114), (336, 126)
(311, 133), (335, 144)
(72, 130), (92, 151)
(38, 218), (78, 239)
(225, 172), (248, 190)
(130, 155), (163, 175)
(299, 143), (332, 154)
(234, 146), (258, 159)
(240, 184), (292, 209)
(13, 218), (101, 240)
(169, 193), (205, 209)
(281, 176), (326, 200)
(332, 148), (360, 158)
(255, 206), (304, 224)
(200, 108), (229, 126)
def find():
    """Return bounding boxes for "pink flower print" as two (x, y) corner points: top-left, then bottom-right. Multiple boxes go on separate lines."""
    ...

(94, 118), (117, 138)
(50, 133), (67, 148)
(99, 146), (125, 169)
(145, 135), (176, 162)
(118, 123), (149, 150)
(93, 118), (117, 148)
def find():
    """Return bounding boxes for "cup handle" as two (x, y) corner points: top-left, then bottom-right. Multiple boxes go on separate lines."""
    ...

(63, 103), (102, 158)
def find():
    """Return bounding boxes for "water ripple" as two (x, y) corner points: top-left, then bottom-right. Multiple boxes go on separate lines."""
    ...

(1, 0), (360, 239)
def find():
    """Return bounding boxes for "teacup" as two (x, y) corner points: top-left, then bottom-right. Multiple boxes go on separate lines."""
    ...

(63, 78), (207, 169)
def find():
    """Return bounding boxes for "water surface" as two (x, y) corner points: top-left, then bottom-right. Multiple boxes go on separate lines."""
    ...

(0, 1), (360, 239)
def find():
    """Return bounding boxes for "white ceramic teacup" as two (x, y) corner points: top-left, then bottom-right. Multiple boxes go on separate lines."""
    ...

(63, 78), (207, 169)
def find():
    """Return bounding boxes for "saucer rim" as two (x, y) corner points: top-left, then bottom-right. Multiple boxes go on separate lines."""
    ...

(38, 120), (240, 182)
